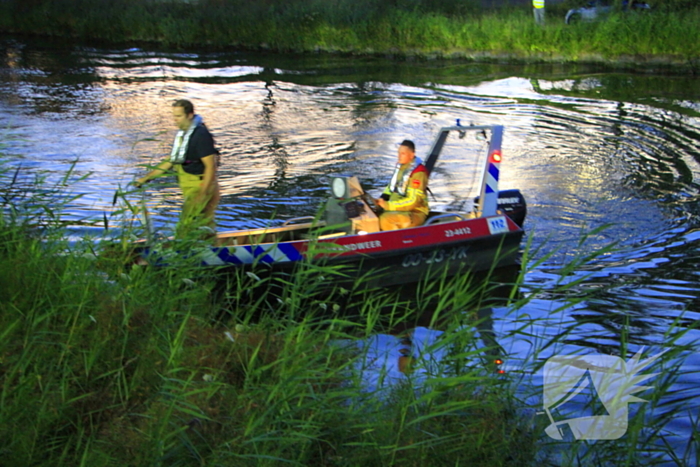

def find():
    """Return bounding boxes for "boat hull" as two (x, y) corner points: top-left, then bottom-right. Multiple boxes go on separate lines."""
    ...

(187, 214), (524, 290)
(326, 229), (523, 289)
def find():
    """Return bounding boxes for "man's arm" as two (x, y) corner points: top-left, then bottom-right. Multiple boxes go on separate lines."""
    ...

(136, 160), (173, 187)
(376, 184), (392, 209)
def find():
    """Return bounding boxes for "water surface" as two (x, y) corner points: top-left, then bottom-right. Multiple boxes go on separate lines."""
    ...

(1, 36), (699, 461)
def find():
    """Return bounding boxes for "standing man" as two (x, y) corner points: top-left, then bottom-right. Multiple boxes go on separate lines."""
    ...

(533, 0), (545, 25)
(375, 140), (429, 231)
(136, 99), (220, 237)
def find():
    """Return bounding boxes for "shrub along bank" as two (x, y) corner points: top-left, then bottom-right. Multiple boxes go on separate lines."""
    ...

(1, 0), (699, 70)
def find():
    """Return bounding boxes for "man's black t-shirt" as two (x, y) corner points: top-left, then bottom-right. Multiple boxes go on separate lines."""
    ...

(181, 125), (217, 175)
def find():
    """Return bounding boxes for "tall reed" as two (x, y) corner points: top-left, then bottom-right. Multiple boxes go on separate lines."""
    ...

(1, 154), (698, 466)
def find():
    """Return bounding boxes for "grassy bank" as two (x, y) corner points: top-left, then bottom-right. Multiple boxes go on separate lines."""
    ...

(2, 146), (700, 465)
(1, 0), (699, 69)
(0, 235), (540, 465)
(0, 173), (539, 465)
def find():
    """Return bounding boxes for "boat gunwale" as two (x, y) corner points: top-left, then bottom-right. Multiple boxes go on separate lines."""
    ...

(207, 213), (523, 261)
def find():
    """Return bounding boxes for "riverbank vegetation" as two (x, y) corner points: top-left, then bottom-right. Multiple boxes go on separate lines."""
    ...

(0, 159), (541, 465)
(1, 0), (699, 69)
(2, 147), (700, 464)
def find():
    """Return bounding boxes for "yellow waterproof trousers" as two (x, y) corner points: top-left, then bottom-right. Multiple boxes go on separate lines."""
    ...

(379, 211), (427, 231)
(176, 164), (220, 238)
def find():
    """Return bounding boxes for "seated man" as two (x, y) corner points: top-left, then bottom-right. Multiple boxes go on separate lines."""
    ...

(376, 140), (429, 230)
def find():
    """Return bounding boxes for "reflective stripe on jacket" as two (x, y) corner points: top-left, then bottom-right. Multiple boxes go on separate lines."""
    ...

(533, 0), (545, 8)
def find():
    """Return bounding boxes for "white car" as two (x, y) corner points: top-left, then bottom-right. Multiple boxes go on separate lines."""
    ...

(565, 0), (651, 24)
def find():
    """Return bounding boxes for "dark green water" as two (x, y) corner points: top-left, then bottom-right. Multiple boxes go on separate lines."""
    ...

(2, 36), (699, 461)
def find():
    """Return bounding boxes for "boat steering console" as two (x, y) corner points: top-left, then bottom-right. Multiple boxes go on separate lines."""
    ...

(325, 176), (382, 235)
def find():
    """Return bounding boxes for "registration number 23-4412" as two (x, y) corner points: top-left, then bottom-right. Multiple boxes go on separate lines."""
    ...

(401, 247), (468, 268)
(444, 227), (471, 238)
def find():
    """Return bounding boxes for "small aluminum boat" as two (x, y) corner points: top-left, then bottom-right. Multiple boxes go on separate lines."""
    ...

(137, 124), (526, 289)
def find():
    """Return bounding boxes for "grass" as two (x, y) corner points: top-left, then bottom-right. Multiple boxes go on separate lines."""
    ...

(0, 155), (539, 465)
(0, 226), (535, 465)
(0, 0), (699, 68)
(1, 151), (699, 466)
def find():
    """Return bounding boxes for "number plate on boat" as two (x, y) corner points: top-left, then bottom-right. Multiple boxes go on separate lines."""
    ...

(487, 216), (508, 234)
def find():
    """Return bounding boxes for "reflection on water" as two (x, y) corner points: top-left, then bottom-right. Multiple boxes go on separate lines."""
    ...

(2, 35), (700, 459)
(351, 304), (503, 397)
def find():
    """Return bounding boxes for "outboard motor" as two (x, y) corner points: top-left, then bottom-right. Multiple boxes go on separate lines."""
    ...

(475, 189), (527, 227)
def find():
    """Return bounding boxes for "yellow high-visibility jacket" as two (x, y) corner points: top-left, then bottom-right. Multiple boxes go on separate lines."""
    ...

(382, 161), (429, 215)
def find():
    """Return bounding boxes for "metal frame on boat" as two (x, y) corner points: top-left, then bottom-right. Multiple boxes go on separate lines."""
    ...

(137, 124), (527, 288)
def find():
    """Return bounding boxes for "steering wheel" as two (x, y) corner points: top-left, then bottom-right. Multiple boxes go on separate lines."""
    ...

(361, 194), (383, 216)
